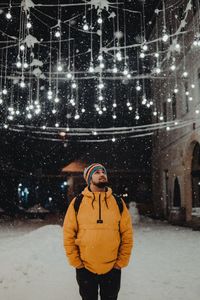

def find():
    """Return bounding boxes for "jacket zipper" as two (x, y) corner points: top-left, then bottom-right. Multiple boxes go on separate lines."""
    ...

(97, 193), (103, 223)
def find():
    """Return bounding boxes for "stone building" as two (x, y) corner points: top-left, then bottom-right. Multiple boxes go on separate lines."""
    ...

(150, 0), (200, 226)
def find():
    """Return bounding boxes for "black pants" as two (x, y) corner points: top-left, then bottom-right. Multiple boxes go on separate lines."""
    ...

(76, 267), (121, 300)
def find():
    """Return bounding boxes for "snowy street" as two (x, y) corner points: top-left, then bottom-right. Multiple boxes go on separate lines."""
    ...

(0, 219), (200, 300)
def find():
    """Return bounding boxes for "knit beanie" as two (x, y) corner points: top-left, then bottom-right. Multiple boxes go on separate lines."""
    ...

(83, 163), (107, 186)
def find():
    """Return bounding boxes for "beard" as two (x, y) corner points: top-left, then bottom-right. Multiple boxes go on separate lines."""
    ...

(93, 180), (108, 188)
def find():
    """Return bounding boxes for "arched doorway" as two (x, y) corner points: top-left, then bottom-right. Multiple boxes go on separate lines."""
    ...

(191, 143), (200, 208)
(173, 177), (181, 207)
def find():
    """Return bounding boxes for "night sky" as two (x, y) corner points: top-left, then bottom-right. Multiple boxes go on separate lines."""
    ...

(0, 1), (159, 211)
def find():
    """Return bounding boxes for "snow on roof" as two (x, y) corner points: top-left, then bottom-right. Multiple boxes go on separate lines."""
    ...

(26, 204), (49, 213)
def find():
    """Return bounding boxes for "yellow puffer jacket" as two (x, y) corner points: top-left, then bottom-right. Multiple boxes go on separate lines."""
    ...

(63, 187), (133, 274)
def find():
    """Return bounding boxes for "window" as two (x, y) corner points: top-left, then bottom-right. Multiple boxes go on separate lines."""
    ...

(163, 102), (167, 122)
(173, 178), (181, 207)
(172, 93), (177, 120)
(184, 82), (189, 113)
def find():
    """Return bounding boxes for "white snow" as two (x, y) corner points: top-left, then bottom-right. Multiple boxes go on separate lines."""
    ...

(0, 219), (200, 300)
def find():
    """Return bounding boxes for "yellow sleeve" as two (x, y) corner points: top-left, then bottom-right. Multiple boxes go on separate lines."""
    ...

(63, 198), (84, 269)
(115, 200), (133, 268)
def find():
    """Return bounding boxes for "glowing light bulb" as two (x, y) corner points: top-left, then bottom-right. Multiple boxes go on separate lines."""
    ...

(112, 137), (116, 142)
(113, 103), (117, 108)
(153, 111), (157, 116)
(112, 65), (118, 73)
(27, 22), (32, 29)
(2, 88), (7, 95)
(74, 113), (80, 120)
(159, 115), (164, 121)
(126, 102), (130, 106)
(116, 51), (122, 61)
(123, 68), (128, 75)
(182, 71), (188, 78)
(16, 61), (22, 68)
(24, 62), (28, 68)
(89, 64), (94, 72)
(170, 64), (176, 71)
(135, 114), (140, 120)
(174, 87), (178, 93)
(27, 113), (32, 119)
(112, 114), (117, 119)
(162, 33), (169, 42)
(142, 44), (148, 51)
(81, 108), (85, 113)
(20, 81), (25, 88)
(166, 126), (170, 131)
(191, 84), (195, 88)
(155, 52), (159, 58)
(102, 107), (107, 111)
(175, 43), (180, 49)
(55, 30), (61, 37)
(140, 52), (145, 58)
(195, 109), (199, 114)
(98, 82), (104, 89)
(52, 109), (57, 114)
(55, 123), (59, 127)
(98, 110), (103, 115)
(72, 82), (77, 89)
(128, 106), (133, 111)
(98, 54), (103, 61)
(57, 64), (63, 72)
(156, 67), (161, 74)
(83, 23), (89, 31)
(167, 97), (172, 103)
(0, 98), (3, 104)
(189, 97), (193, 101)
(99, 95), (103, 101)
(54, 97), (59, 103)
(100, 62), (105, 68)
(66, 72), (72, 79)
(136, 82), (141, 91)
(6, 11), (12, 19)
(97, 17), (103, 24)
(20, 44), (25, 51)
(127, 73), (131, 79)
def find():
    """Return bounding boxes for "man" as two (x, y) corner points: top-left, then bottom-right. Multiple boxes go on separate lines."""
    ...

(63, 163), (133, 300)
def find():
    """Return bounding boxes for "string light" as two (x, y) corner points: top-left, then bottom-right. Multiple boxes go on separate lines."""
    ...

(81, 108), (85, 113)
(136, 81), (141, 91)
(182, 71), (188, 78)
(112, 64), (118, 73)
(140, 52), (145, 58)
(97, 17), (103, 24)
(74, 113), (80, 120)
(6, 10), (12, 20)
(112, 114), (117, 119)
(54, 97), (59, 103)
(191, 84), (195, 89)
(167, 97), (172, 103)
(20, 80), (25, 88)
(154, 52), (159, 58)
(116, 51), (122, 61)
(112, 137), (116, 142)
(20, 44), (25, 51)
(23, 62), (28, 69)
(27, 21), (32, 29)
(2, 88), (7, 95)
(0, 98), (3, 104)
(55, 29), (61, 38)
(89, 63), (94, 73)
(66, 72), (72, 79)
(16, 60), (22, 68)
(57, 63), (63, 72)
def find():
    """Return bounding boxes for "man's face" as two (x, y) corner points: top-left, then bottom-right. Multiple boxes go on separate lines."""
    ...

(91, 169), (108, 188)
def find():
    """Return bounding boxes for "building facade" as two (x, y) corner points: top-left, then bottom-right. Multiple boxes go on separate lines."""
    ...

(150, 0), (200, 226)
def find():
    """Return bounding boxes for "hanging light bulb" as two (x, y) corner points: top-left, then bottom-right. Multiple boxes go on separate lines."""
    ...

(20, 44), (25, 51)
(55, 122), (59, 127)
(52, 108), (57, 114)
(142, 95), (147, 105)
(112, 137), (116, 142)
(128, 106), (133, 111)
(153, 110), (157, 116)
(136, 81), (141, 91)
(175, 43), (180, 49)
(83, 22), (89, 31)
(154, 52), (159, 58)
(99, 95), (103, 101)
(170, 63), (176, 71)
(97, 17), (103, 24)
(140, 52), (145, 58)
(72, 82), (77, 89)
(112, 114), (117, 119)
(27, 21), (32, 29)
(123, 67), (129, 75)
(74, 113), (80, 120)
(27, 113), (32, 119)
(20, 80), (25, 88)
(155, 66), (161, 74)
(98, 110), (103, 115)
(89, 62), (94, 72)
(6, 10), (12, 19)
(66, 71), (72, 79)
(142, 43), (148, 51)
(55, 28), (61, 38)
(182, 71), (188, 78)
(159, 114), (164, 121)
(116, 51), (122, 61)
(2, 88), (7, 95)
(98, 82), (104, 89)
(126, 101), (131, 107)
(81, 108), (85, 113)
(54, 97), (60, 103)
(99, 62), (105, 68)
(57, 63), (63, 72)
(162, 28), (169, 42)
(112, 64), (118, 73)
(16, 60), (22, 68)
(135, 113), (140, 120)
(0, 98), (3, 104)
(113, 103), (117, 108)
(189, 96), (193, 101)
(191, 84), (195, 89)
(174, 87), (178, 93)
(98, 54), (103, 61)
(24, 62), (28, 69)
(167, 97), (172, 103)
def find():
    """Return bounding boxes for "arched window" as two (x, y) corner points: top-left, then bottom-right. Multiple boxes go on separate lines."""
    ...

(173, 177), (181, 207)
(191, 143), (200, 207)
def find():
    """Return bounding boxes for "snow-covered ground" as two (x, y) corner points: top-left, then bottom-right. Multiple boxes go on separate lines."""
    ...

(0, 218), (200, 300)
